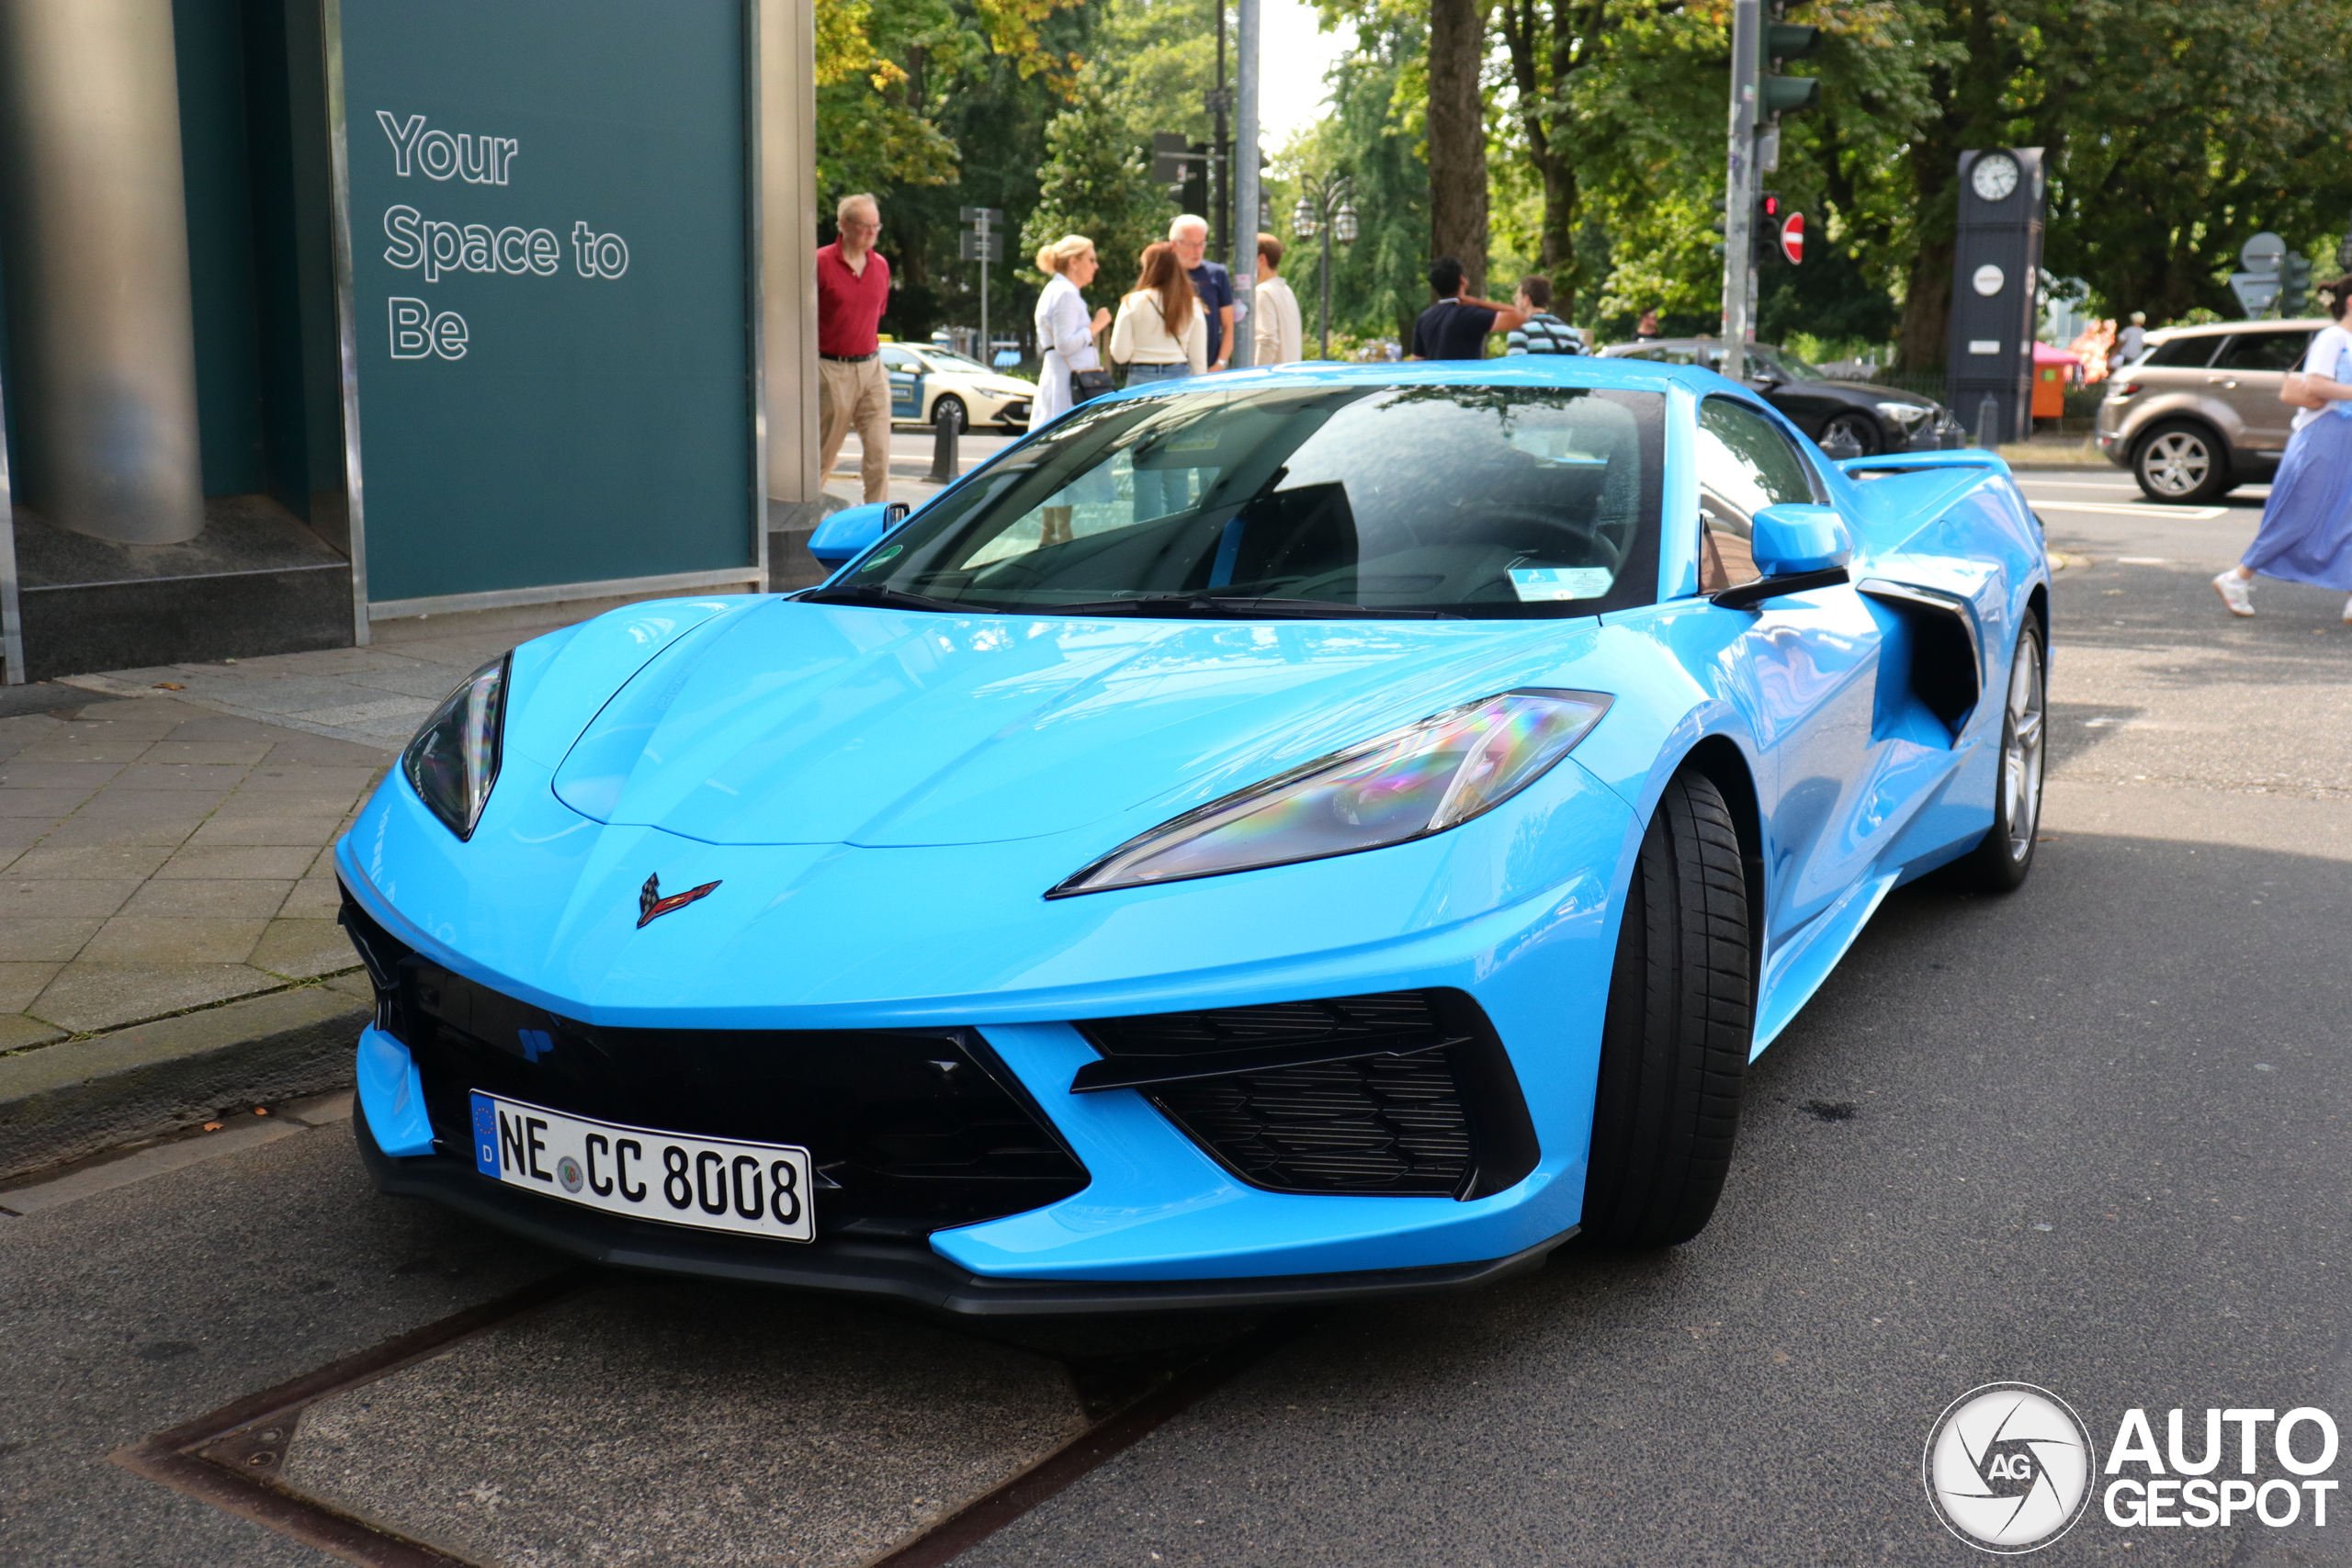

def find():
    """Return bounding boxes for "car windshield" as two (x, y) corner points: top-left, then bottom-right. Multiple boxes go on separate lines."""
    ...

(831, 383), (1664, 619)
(1744, 345), (1825, 381)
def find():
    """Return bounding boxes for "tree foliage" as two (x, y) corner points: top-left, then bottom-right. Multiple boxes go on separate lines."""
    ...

(1319, 0), (2352, 363)
(1022, 68), (1173, 297)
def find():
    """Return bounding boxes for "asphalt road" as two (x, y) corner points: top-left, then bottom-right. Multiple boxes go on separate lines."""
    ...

(7, 468), (2350, 1566)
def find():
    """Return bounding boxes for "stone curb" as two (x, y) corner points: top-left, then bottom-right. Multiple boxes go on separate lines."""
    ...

(0, 984), (368, 1182)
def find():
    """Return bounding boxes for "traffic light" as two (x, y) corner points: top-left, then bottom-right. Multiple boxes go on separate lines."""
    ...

(1759, 6), (1821, 115)
(1752, 194), (1804, 267)
(2282, 253), (2313, 316)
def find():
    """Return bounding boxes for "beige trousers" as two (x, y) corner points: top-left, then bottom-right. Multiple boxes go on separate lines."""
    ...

(818, 356), (892, 504)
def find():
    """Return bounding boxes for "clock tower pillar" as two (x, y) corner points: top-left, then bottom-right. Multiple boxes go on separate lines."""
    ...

(1946, 147), (2047, 447)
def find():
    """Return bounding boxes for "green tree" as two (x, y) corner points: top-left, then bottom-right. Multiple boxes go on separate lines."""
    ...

(1022, 69), (1171, 301)
(1288, 1), (1432, 342)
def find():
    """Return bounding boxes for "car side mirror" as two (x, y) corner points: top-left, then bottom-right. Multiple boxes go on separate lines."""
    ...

(807, 501), (908, 568)
(1712, 503), (1853, 610)
(1750, 502), (1850, 574)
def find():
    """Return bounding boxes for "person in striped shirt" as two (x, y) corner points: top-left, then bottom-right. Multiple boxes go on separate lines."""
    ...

(1505, 276), (1584, 356)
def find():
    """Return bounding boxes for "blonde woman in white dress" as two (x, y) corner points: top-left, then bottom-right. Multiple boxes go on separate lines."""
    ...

(1031, 235), (1112, 427)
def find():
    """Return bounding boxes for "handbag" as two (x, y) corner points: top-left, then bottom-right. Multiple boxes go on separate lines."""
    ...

(1070, 367), (1115, 403)
(2281, 371), (2325, 411)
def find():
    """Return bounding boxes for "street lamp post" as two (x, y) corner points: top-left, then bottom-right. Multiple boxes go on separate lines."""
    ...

(1291, 173), (1355, 360)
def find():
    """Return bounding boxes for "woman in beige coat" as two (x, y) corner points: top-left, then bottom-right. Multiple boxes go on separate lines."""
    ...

(1110, 243), (1206, 386)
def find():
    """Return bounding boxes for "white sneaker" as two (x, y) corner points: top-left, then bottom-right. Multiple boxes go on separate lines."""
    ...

(2213, 571), (2255, 616)
(2342, 594), (2352, 623)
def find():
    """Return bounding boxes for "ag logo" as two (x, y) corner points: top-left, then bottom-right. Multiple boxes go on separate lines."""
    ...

(1924, 1382), (2097, 1553)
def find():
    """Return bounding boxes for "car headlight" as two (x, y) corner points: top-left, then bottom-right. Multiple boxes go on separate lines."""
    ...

(402, 655), (509, 840)
(1049, 688), (1612, 897)
(1874, 400), (1931, 427)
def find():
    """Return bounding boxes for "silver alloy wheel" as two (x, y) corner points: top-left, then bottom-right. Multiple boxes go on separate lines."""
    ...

(2141, 430), (2211, 496)
(2001, 633), (2046, 861)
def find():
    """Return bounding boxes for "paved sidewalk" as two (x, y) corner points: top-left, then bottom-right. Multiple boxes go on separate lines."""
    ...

(0, 694), (383, 1049)
(57, 617), (537, 750)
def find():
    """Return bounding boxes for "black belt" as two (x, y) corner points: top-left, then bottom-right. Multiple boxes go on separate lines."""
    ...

(821, 352), (877, 363)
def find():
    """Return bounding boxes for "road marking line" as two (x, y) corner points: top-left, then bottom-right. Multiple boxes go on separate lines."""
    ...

(2035, 502), (2229, 518)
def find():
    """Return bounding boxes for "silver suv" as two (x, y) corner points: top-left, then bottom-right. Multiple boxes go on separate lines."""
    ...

(2095, 319), (2322, 502)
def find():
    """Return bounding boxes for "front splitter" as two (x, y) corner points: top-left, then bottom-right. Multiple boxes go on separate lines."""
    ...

(356, 1114), (1574, 1316)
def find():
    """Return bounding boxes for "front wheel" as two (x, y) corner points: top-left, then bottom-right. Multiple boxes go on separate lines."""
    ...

(1580, 771), (1753, 1250)
(932, 395), (967, 431)
(1947, 615), (2046, 891)
(1819, 412), (1880, 458)
(2133, 422), (2233, 503)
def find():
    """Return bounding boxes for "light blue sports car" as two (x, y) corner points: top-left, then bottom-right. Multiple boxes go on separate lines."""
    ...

(337, 358), (2049, 1314)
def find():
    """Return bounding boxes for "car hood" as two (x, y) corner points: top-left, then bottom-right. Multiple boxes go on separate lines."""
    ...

(1818, 379), (1933, 407)
(548, 599), (1596, 848)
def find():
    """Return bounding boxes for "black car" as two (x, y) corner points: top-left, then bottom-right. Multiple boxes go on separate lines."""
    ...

(1599, 339), (1961, 456)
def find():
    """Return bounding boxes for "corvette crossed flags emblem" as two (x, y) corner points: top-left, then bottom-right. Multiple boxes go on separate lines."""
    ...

(637, 872), (720, 929)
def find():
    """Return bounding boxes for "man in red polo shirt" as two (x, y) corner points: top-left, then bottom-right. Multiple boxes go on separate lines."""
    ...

(817, 193), (893, 504)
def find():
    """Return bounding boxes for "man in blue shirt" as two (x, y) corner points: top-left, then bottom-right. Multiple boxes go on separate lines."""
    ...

(1170, 215), (1235, 371)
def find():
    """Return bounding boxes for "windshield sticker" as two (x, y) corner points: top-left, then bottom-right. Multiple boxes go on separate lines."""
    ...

(1509, 567), (1614, 602)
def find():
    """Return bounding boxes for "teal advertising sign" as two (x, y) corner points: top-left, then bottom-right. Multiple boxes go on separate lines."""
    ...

(329, 0), (760, 613)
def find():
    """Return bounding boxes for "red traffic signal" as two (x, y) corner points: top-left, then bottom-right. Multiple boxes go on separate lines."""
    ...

(1778, 210), (1804, 265)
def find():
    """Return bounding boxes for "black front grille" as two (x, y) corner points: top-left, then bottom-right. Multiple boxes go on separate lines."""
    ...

(1076, 989), (1539, 1200)
(341, 893), (1088, 1235)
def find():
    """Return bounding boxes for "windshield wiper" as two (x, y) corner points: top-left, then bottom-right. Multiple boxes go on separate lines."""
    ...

(1043, 594), (1458, 620)
(794, 582), (964, 613)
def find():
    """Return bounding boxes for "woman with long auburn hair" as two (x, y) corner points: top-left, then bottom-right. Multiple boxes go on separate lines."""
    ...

(1109, 242), (1206, 387)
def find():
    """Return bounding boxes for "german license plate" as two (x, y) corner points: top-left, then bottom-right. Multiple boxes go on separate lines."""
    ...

(469, 1091), (814, 1243)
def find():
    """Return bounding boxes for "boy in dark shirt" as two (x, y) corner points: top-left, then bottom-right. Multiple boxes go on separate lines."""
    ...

(1408, 256), (1529, 361)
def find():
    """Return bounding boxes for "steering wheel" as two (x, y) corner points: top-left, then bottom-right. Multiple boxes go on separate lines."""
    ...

(1453, 506), (1623, 572)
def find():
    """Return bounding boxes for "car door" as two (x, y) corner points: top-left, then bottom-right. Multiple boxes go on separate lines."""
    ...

(1693, 396), (1886, 947)
(2208, 327), (2314, 460)
(880, 345), (925, 423)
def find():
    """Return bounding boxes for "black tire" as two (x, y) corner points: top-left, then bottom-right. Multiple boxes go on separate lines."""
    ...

(932, 395), (967, 431)
(1820, 412), (1880, 457)
(1945, 614), (2046, 892)
(2132, 420), (2233, 504)
(1580, 771), (1754, 1250)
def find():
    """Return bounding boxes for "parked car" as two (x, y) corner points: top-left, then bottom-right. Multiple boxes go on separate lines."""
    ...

(2095, 319), (2322, 503)
(878, 341), (1034, 432)
(341, 357), (2049, 1314)
(1599, 338), (1962, 455)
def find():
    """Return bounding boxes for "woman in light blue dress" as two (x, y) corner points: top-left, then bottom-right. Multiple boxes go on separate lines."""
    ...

(2215, 276), (2352, 619)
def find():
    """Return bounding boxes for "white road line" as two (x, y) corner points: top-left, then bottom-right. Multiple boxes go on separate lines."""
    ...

(2033, 501), (2230, 519)
(2016, 479), (2142, 491)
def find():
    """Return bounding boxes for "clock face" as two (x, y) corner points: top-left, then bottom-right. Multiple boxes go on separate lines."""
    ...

(1972, 153), (2019, 203)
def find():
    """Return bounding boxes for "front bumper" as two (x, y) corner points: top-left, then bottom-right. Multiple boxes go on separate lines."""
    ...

(355, 1088), (1570, 1314)
(337, 733), (1636, 1292)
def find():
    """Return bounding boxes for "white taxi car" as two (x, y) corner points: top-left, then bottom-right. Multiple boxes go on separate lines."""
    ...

(881, 342), (1035, 432)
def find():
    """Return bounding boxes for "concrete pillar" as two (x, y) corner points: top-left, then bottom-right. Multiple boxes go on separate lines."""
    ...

(760, 0), (820, 523)
(0, 0), (206, 544)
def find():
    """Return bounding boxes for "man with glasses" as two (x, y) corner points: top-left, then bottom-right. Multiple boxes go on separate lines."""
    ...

(1169, 215), (1235, 373)
(818, 193), (893, 503)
